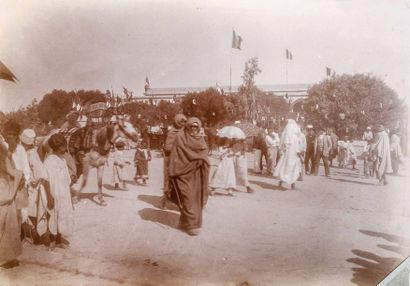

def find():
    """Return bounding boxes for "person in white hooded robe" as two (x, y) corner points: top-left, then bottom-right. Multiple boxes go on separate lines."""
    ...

(374, 125), (392, 185)
(274, 119), (303, 190)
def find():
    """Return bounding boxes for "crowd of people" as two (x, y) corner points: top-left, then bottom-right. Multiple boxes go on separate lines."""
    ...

(0, 111), (406, 268)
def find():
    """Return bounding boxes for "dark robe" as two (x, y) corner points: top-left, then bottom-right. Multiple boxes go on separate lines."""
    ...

(0, 155), (23, 263)
(168, 120), (209, 231)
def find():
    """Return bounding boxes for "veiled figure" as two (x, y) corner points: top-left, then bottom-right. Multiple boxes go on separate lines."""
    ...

(168, 117), (209, 236)
(274, 119), (303, 189)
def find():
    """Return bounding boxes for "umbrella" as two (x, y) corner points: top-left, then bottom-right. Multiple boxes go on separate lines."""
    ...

(217, 126), (246, 139)
(233, 122), (260, 137)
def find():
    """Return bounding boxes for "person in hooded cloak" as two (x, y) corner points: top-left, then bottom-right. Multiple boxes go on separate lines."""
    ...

(274, 119), (303, 190)
(168, 117), (209, 236)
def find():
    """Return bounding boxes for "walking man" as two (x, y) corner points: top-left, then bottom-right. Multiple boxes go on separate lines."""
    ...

(304, 125), (315, 175)
(313, 128), (332, 177)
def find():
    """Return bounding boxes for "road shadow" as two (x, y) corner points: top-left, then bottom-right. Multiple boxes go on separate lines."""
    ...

(103, 184), (128, 191)
(124, 179), (139, 186)
(248, 179), (284, 191)
(346, 249), (401, 286)
(138, 194), (179, 212)
(347, 230), (410, 285)
(359, 230), (410, 247)
(328, 177), (376, 186)
(22, 259), (126, 284)
(138, 208), (179, 230)
(76, 192), (114, 205)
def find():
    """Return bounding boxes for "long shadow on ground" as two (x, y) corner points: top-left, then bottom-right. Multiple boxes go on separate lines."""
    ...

(103, 184), (128, 191)
(328, 177), (376, 186)
(138, 194), (179, 212)
(138, 208), (179, 230)
(347, 249), (401, 286)
(248, 180), (287, 191)
(347, 229), (410, 285)
(76, 192), (114, 205)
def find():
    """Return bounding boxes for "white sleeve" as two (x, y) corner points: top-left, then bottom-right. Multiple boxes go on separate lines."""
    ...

(265, 135), (274, 146)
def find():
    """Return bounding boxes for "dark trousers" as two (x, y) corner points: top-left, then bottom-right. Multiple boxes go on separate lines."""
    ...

(260, 149), (268, 171)
(305, 149), (315, 173)
(313, 151), (330, 176)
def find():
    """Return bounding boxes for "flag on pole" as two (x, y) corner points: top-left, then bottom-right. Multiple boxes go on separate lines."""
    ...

(0, 60), (18, 82)
(286, 49), (293, 60)
(326, 66), (332, 76)
(144, 76), (150, 93)
(232, 30), (242, 50)
(326, 66), (336, 77)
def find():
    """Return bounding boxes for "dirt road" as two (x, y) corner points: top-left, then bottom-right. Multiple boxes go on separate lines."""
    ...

(1, 150), (409, 285)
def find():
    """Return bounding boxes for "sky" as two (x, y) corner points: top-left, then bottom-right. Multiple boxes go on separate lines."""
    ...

(1, 0), (410, 111)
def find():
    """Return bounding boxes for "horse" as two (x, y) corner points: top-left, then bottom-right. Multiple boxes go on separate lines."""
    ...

(39, 116), (139, 205)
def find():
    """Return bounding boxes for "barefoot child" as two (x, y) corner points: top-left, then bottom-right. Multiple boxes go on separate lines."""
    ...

(134, 141), (151, 185)
(112, 141), (129, 190)
(41, 134), (73, 249)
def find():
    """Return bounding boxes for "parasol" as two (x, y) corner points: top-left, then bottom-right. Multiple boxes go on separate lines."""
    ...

(217, 126), (246, 139)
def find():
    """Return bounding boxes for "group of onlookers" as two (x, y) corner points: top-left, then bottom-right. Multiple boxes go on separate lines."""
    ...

(0, 119), (74, 269)
(247, 118), (404, 189)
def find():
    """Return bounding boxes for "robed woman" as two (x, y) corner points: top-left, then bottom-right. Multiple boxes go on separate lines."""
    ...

(0, 138), (24, 268)
(374, 125), (392, 185)
(168, 117), (209, 236)
(274, 119), (303, 190)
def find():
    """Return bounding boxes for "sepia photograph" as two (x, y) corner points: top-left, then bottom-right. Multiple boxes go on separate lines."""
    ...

(1, 0), (410, 285)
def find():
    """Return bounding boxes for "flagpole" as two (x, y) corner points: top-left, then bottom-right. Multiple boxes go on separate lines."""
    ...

(230, 48), (232, 93)
(286, 58), (288, 84)
(230, 28), (233, 93)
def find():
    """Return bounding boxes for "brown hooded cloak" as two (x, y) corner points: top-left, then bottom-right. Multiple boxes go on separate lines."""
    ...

(168, 117), (209, 231)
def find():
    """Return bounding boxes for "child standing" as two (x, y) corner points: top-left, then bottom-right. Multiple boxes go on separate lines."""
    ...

(41, 134), (73, 249)
(232, 139), (254, 194)
(112, 141), (128, 190)
(209, 139), (237, 196)
(134, 141), (151, 185)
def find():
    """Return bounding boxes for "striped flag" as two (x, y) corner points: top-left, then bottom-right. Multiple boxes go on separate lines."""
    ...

(232, 30), (243, 50)
(0, 60), (18, 82)
(326, 66), (336, 77)
(286, 49), (293, 60)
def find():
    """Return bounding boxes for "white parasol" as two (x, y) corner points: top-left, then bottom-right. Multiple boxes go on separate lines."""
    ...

(217, 126), (246, 139)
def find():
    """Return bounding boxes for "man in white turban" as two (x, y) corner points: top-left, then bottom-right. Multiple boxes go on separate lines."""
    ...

(20, 129), (48, 241)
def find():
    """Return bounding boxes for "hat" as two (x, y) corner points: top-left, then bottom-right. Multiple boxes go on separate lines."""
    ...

(306, 125), (313, 129)
(366, 126), (371, 130)
(20, 129), (36, 145)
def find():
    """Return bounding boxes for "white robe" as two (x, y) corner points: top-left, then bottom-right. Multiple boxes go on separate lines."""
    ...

(209, 148), (236, 189)
(375, 130), (393, 177)
(42, 155), (74, 236)
(274, 120), (302, 184)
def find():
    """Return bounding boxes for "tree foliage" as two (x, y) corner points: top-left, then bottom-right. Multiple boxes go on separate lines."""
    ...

(37, 89), (106, 127)
(180, 88), (228, 126)
(125, 100), (180, 131)
(305, 73), (405, 137)
(239, 57), (262, 120)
